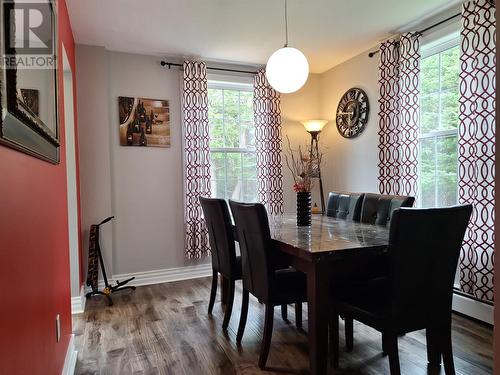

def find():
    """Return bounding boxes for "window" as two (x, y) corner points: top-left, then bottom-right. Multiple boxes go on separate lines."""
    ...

(419, 37), (460, 208)
(208, 81), (257, 202)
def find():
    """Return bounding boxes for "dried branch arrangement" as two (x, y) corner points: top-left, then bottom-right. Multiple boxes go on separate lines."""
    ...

(284, 135), (323, 193)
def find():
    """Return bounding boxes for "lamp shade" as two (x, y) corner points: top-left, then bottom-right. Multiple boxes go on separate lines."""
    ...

(302, 120), (328, 133)
(265, 47), (309, 94)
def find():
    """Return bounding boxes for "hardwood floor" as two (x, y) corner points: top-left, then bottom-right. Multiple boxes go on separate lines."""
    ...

(74, 277), (493, 375)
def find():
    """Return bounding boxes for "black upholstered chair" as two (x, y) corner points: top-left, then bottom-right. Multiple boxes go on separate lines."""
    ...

(229, 200), (307, 369)
(360, 193), (415, 226)
(326, 192), (364, 221)
(200, 197), (242, 330)
(330, 205), (472, 375)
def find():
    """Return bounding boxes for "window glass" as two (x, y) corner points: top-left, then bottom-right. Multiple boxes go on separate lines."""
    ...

(419, 43), (459, 207)
(208, 84), (257, 202)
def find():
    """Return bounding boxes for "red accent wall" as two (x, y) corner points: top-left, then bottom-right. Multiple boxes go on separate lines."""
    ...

(0, 0), (79, 373)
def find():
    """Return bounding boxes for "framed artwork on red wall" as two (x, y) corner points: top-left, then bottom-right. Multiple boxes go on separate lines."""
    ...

(0, 0), (60, 163)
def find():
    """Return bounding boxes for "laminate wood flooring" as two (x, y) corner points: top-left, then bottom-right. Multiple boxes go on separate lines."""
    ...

(73, 277), (493, 375)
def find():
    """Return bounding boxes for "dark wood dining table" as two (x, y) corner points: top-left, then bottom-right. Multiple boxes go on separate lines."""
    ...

(269, 214), (390, 375)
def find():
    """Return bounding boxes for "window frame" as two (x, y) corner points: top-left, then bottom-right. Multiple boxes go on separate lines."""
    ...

(207, 79), (257, 202)
(417, 33), (460, 208)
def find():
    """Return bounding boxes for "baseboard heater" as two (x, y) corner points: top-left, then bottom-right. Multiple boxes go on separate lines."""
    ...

(452, 288), (493, 325)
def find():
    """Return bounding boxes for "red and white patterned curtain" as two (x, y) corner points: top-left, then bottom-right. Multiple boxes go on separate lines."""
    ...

(378, 33), (421, 197)
(182, 61), (211, 259)
(253, 69), (284, 216)
(458, 0), (496, 302)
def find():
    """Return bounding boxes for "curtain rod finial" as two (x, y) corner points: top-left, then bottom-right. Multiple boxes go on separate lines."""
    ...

(160, 61), (173, 69)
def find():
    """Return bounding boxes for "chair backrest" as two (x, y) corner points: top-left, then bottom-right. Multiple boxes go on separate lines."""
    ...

(229, 200), (272, 301)
(326, 192), (364, 221)
(200, 197), (237, 278)
(360, 193), (415, 226)
(388, 205), (472, 332)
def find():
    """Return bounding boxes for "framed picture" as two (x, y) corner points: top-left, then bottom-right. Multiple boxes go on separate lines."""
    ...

(0, 0), (59, 163)
(118, 96), (170, 148)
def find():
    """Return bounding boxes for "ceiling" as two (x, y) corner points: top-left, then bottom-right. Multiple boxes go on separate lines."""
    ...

(66, 0), (460, 73)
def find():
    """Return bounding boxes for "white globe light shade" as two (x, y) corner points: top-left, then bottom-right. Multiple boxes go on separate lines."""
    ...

(265, 47), (309, 94)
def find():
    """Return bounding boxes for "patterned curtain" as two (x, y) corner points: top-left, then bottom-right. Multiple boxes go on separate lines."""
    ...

(378, 33), (421, 196)
(182, 61), (211, 259)
(253, 69), (284, 216)
(458, 0), (496, 302)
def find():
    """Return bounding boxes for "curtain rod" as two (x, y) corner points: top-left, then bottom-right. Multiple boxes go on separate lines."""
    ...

(160, 61), (257, 74)
(368, 12), (461, 58)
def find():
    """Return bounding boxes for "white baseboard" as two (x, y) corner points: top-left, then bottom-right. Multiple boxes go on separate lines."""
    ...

(452, 291), (493, 324)
(71, 285), (86, 315)
(91, 263), (213, 291)
(61, 334), (77, 375)
(110, 263), (213, 287)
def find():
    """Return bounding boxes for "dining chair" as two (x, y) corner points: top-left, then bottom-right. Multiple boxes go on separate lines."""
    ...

(326, 191), (364, 221)
(330, 204), (472, 375)
(200, 197), (290, 330)
(200, 197), (242, 330)
(229, 200), (307, 369)
(360, 193), (415, 226)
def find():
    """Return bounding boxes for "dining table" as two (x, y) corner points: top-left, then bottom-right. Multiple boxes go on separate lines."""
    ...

(269, 214), (390, 375)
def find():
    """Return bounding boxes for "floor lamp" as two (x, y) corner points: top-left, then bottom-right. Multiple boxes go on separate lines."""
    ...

(301, 120), (328, 214)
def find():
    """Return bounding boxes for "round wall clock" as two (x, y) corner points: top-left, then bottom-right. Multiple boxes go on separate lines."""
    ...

(336, 88), (369, 138)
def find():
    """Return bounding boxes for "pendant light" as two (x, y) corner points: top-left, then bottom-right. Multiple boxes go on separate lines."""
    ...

(266, 0), (309, 94)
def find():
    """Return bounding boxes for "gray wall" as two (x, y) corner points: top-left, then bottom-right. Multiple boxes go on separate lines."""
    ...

(76, 45), (114, 275)
(319, 46), (380, 195)
(107, 52), (204, 274)
(76, 47), (208, 276)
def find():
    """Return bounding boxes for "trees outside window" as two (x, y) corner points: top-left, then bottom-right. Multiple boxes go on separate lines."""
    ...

(419, 41), (460, 207)
(208, 82), (257, 202)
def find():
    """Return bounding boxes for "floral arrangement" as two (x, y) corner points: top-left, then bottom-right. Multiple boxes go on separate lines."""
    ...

(284, 136), (322, 193)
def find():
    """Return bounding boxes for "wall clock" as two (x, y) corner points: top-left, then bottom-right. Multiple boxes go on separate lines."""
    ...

(336, 88), (369, 138)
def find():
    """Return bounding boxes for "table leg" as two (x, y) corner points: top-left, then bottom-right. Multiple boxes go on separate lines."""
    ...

(307, 262), (330, 375)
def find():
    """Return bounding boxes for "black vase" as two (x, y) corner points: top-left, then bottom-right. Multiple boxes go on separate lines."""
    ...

(296, 191), (312, 226)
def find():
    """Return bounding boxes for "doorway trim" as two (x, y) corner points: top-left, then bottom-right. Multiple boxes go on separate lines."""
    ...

(62, 43), (83, 314)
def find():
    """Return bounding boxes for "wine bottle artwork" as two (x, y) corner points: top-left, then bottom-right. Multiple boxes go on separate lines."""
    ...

(138, 101), (147, 123)
(118, 96), (171, 148)
(134, 114), (140, 133)
(140, 127), (147, 146)
(146, 109), (153, 134)
(126, 121), (133, 146)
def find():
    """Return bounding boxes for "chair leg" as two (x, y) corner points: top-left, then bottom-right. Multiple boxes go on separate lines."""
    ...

(329, 312), (340, 369)
(441, 326), (456, 375)
(386, 333), (401, 375)
(236, 289), (249, 344)
(208, 269), (218, 314)
(220, 275), (228, 305)
(258, 304), (274, 369)
(281, 304), (289, 323)
(345, 316), (354, 352)
(295, 302), (302, 329)
(426, 328), (442, 366)
(382, 332), (389, 356)
(222, 279), (235, 330)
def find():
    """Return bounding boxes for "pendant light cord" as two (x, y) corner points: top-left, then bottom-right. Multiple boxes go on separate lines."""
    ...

(284, 0), (288, 47)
